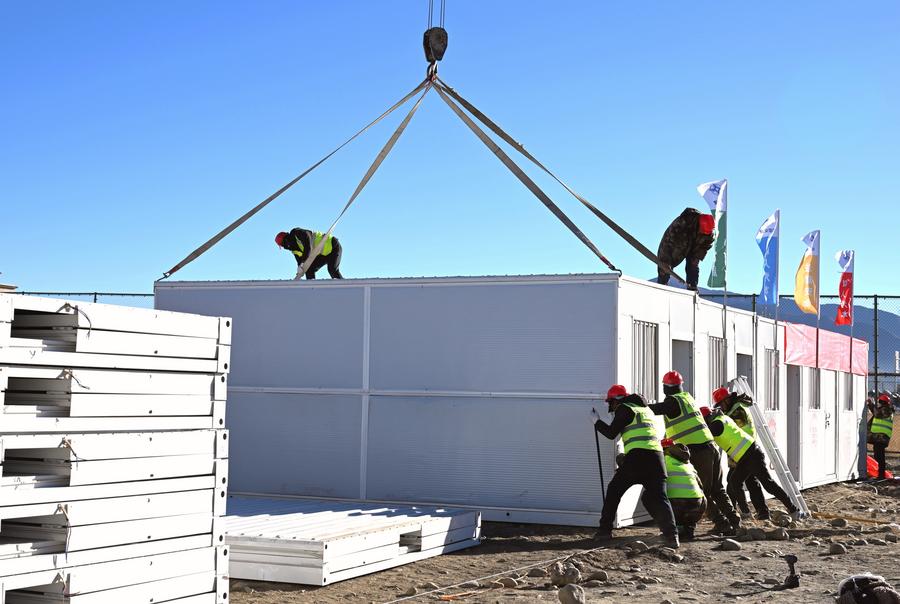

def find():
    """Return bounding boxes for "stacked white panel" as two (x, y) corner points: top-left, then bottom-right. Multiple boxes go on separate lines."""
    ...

(0, 294), (230, 603)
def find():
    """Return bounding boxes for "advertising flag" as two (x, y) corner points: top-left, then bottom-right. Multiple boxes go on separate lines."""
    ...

(794, 230), (820, 316)
(755, 210), (780, 306)
(698, 179), (727, 288)
(835, 250), (855, 326)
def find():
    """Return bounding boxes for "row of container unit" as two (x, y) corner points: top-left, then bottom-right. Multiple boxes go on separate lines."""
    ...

(0, 293), (231, 603)
(155, 273), (868, 528)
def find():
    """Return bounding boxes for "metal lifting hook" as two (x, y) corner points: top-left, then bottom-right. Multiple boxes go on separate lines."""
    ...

(423, 26), (448, 81)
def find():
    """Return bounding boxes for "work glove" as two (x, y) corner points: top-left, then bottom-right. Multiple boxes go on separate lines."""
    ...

(589, 408), (601, 426)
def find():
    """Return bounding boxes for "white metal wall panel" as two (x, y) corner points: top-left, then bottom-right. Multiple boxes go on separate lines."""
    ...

(733, 313), (754, 355)
(155, 285), (365, 389)
(364, 395), (608, 513)
(227, 391), (362, 498)
(368, 282), (616, 394)
(838, 372), (863, 481)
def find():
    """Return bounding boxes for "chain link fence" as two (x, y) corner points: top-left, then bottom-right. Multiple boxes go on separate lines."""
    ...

(703, 293), (900, 399)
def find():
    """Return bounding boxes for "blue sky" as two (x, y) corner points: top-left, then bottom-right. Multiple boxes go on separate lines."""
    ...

(2, 1), (898, 294)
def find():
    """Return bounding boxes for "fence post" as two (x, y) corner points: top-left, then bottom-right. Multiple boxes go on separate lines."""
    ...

(752, 294), (756, 314)
(873, 294), (879, 393)
(93, 292), (99, 303)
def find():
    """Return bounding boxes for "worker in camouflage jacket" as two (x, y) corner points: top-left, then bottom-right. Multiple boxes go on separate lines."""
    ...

(656, 208), (716, 291)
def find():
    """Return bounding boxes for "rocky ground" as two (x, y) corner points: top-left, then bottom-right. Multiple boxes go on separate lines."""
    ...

(230, 454), (900, 604)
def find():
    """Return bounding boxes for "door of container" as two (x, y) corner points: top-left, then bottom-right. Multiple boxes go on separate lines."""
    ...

(672, 340), (694, 396)
(785, 365), (802, 479)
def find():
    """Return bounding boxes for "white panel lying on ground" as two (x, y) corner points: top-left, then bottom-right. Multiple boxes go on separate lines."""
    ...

(225, 496), (481, 585)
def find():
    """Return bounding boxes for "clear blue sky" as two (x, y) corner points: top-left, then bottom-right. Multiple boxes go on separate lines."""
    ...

(2, 1), (898, 294)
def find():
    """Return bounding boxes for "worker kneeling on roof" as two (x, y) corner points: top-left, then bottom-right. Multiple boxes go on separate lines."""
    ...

(590, 385), (680, 549)
(656, 208), (715, 291)
(700, 405), (801, 520)
(275, 228), (344, 280)
(713, 387), (767, 520)
(661, 438), (706, 542)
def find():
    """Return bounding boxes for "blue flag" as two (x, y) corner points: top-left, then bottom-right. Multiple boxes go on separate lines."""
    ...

(755, 210), (780, 305)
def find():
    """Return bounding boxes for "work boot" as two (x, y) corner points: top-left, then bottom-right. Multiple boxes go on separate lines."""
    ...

(593, 528), (613, 541)
(756, 510), (771, 521)
(680, 527), (696, 542)
(663, 533), (681, 549)
(712, 521), (736, 537)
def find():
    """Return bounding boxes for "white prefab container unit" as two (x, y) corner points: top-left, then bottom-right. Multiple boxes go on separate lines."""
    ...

(155, 274), (867, 527)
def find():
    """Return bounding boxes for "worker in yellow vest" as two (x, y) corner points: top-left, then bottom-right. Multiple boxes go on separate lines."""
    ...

(275, 228), (344, 280)
(868, 393), (894, 480)
(661, 438), (706, 542)
(649, 371), (741, 536)
(713, 387), (766, 519)
(590, 385), (679, 548)
(700, 406), (800, 519)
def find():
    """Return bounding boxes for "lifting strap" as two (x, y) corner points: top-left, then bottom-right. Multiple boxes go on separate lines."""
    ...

(159, 78), (430, 281)
(299, 84), (433, 277)
(434, 84), (619, 272)
(435, 78), (686, 285)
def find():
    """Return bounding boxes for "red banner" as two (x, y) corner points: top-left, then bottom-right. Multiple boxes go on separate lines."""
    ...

(783, 321), (868, 375)
(835, 271), (853, 325)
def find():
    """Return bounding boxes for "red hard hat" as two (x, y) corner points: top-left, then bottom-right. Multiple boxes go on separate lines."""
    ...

(699, 214), (715, 235)
(662, 371), (684, 386)
(713, 387), (730, 405)
(275, 232), (288, 247)
(606, 384), (628, 401)
(699, 406), (712, 418)
(878, 393), (891, 404)
(660, 438), (674, 448)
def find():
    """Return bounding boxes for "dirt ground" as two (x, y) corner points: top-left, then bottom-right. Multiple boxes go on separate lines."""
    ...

(230, 453), (900, 604)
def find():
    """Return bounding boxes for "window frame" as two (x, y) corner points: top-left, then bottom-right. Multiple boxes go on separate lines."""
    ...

(632, 320), (659, 403)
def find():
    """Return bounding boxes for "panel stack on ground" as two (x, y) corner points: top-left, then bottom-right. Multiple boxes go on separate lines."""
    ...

(225, 496), (481, 585)
(0, 294), (230, 603)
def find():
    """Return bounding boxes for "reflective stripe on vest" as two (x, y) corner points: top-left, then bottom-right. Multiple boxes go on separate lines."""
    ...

(727, 402), (756, 437)
(665, 455), (704, 500)
(712, 414), (754, 463)
(664, 391), (714, 445)
(292, 232), (333, 258)
(872, 416), (893, 437)
(622, 403), (662, 453)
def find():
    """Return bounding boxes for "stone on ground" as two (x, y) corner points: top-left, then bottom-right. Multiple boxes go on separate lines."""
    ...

(558, 584), (586, 604)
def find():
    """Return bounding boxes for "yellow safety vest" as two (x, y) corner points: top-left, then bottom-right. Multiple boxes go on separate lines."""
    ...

(727, 402), (756, 438)
(293, 232), (333, 258)
(664, 391), (714, 445)
(621, 403), (662, 454)
(665, 455), (704, 500)
(712, 413), (754, 463)
(872, 415), (893, 438)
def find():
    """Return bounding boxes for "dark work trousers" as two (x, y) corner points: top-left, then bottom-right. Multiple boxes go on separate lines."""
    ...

(670, 497), (707, 537)
(684, 257), (701, 290)
(727, 446), (796, 513)
(597, 448), (677, 538)
(873, 442), (888, 478)
(303, 239), (343, 279)
(657, 257), (701, 289)
(688, 442), (739, 527)
(727, 467), (765, 515)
